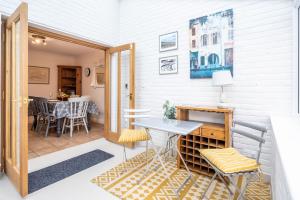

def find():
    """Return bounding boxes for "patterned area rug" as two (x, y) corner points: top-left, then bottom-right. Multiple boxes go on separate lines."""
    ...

(91, 150), (271, 200)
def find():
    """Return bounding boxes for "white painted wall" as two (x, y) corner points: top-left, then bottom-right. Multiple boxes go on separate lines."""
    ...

(75, 51), (105, 124)
(119, 0), (294, 175)
(28, 49), (77, 98)
(0, 0), (295, 180)
(0, 0), (120, 46)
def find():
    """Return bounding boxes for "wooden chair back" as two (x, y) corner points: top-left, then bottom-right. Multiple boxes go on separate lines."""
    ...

(68, 96), (89, 118)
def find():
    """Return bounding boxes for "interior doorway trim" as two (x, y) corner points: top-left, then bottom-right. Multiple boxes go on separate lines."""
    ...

(28, 26), (109, 50)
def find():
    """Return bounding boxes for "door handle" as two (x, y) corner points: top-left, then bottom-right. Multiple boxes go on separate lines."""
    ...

(11, 97), (28, 104)
(23, 97), (28, 104)
(129, 93), (133, 100)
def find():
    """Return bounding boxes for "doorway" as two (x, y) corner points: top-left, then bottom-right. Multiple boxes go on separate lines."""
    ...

(1, 2), (136, 196)
(27, 33), (106, 159)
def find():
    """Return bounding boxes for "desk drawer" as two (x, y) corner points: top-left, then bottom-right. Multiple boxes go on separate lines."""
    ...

(202, 128), (225, 140)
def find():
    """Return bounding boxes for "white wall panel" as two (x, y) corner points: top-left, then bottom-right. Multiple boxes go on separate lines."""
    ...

(119, 0), (294, 175)
(0, 0), (295, 178)
(0, 0), (120, 46)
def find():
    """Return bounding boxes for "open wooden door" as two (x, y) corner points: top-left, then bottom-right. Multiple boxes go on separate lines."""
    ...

(104, 43), (135, 147)
(4, 2), (28, 197)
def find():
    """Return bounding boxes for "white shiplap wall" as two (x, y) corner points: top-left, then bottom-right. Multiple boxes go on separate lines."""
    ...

(119, 0), (294, 175)
(0, 0), (294, 177)
(0, 0), (120, 46)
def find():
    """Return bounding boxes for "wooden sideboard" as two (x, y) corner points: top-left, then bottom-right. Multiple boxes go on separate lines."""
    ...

(176, 105), (233, 177)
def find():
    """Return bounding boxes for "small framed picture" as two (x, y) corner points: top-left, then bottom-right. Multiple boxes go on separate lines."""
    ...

(159, 55), (178, 75)
(159, 31), (178, 52)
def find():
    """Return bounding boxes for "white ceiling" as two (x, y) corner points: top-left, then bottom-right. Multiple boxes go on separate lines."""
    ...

(28, 33), (100, 57)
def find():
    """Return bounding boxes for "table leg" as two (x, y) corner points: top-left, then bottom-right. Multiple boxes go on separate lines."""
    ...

(139, 130), (179, 197)
(174, 135), (195, 193)
(87, 113), (91, 131)
(56, 118), (63, 137)
(137, 129), (160, 183)
(154, 143), (179, 198)
(32, 114), (37, 130)
(138, 129), (192, 197)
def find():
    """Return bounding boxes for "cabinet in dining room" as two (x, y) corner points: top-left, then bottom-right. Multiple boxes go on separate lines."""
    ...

(57, 65), (82, 99)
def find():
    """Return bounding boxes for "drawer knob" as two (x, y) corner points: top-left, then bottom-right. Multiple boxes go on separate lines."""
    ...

(210, 133), (214, 136)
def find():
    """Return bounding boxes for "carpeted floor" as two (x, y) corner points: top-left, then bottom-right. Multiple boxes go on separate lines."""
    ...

(91, 150), (271, 200)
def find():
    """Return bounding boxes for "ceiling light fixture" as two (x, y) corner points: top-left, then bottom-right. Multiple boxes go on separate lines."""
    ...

(31, 35), (47, 46)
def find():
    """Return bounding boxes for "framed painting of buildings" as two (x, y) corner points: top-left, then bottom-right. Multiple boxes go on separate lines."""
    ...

(159, 55), (178, 75)
(28, 66), (50, 84)
(189, 9), (233, 79)
(159, 32), (178, 52)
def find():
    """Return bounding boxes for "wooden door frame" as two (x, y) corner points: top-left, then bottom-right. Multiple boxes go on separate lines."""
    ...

(104, 43), (135, 148)
(1, 13), (110, 196)
(28, 26), (109, 50)
(4, 2), (28, 196)
(0, 16), (5, 173)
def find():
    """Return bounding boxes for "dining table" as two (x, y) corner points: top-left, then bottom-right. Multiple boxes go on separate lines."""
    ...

(28, 99), (100, 137)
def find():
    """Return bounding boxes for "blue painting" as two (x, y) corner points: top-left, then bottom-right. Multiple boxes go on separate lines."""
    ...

(189, 9), (234, 79)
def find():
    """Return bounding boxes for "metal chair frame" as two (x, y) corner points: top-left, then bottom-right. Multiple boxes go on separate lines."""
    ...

(121, 109), (151, 162)
(200, 120), (267, 200)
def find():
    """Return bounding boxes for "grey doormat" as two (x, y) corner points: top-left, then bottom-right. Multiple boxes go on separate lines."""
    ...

(28, 149), (113, 193)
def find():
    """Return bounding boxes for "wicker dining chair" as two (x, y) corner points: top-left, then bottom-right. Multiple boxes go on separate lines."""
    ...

(198, 120), (267, 200)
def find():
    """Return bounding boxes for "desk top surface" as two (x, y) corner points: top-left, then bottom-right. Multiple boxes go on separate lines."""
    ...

(176, 105), (234, 113)
(132, 117), (202, 135)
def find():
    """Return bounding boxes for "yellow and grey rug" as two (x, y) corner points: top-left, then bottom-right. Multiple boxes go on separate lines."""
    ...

(91, 151), (271, 200)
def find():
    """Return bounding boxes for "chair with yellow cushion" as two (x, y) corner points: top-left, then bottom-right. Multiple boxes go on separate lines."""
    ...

(118, 109), (151, 163)
(199, 120), (267, 200)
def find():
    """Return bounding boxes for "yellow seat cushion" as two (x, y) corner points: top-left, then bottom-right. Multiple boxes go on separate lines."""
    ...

(118, 128), (150, 143)
(199, 148), (259, 174)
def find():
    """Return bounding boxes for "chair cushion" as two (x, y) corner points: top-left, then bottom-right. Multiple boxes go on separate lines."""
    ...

(118, 128), (150, 143)
(199, 148), (259, 174)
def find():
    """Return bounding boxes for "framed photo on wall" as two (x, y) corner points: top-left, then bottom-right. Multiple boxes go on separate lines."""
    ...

(159, 31), (178, 52)
(189, 9), (234, 79)
(159, 55), (178, 75)
(28, 66), (50, 84)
